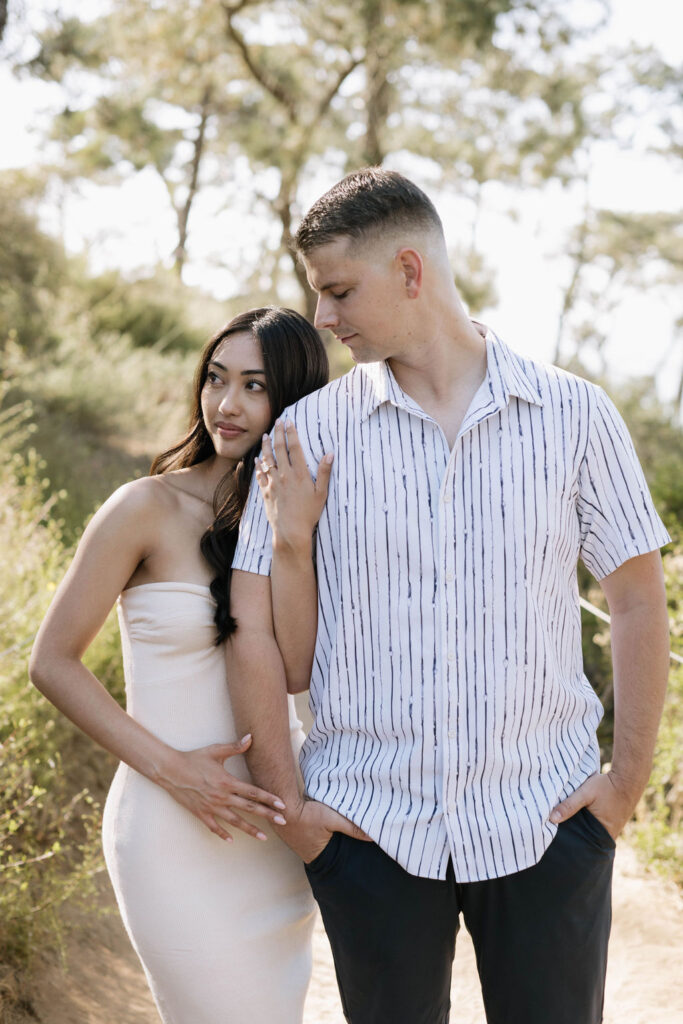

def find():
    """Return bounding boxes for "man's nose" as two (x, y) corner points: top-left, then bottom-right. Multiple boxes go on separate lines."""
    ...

(314, 296), (339, 331)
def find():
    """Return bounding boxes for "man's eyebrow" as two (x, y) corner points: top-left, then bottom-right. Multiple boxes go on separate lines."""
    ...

(208, 360), (265, 375)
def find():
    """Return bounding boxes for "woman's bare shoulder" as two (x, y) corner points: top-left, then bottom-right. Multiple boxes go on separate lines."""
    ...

(91, 475), (181, 529)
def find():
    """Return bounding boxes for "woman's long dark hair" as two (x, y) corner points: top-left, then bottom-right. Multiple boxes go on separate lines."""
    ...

(151, 307), (328, 643)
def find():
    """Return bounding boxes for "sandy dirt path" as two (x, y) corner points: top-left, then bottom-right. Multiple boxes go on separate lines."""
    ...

(19, 842), (683, 1024)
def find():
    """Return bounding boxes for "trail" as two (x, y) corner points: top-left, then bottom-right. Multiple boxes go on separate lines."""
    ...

(16, 842), (683, 1023)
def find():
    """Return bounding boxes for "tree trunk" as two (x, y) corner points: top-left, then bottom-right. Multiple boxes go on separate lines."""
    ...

(362, 1), (389, 166)
(275, 174), (318, 323)
(674, 340), (683, 424)
(173, 87), (212, 277)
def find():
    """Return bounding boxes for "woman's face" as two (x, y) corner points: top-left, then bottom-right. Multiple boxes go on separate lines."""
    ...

(200, 331), (272, 467)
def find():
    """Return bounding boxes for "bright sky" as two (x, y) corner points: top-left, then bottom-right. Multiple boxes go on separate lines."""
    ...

(1, 0), (681, 403)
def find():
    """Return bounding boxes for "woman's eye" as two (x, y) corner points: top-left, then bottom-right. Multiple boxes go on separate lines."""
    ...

(246, 380), (266, 392)
(206, 371), (222, 385)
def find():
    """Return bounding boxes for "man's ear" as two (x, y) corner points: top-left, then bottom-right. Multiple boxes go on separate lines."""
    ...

(396, 248), (423, 298)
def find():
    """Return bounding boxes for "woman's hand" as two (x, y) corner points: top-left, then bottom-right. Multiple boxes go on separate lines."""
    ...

(256, 419), (333, 552)
(157, 734), (288, 841)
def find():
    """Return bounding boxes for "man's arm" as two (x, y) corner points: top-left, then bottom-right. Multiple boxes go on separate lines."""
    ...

(551, 550), (670, 837)
(257, 419), (331, 693)
(225, 569), (368, 860)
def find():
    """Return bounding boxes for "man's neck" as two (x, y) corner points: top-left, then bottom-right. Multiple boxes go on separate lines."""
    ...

(387, 319), (488, 449)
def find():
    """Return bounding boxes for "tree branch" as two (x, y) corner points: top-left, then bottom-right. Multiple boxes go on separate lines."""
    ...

(222, 1), (298, 122)
(314, 56), (362, 124)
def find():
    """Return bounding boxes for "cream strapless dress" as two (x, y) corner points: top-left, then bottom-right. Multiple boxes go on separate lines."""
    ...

(102, 582), (315, 1024)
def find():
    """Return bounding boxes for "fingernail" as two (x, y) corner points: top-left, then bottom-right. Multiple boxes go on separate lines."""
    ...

(240, 734), (251, 744)
(550, 811), (561, 823)
(274, 814), (287, 826)
(257, 831), (268, 841)
(324, 453), (334, 463)
(274, 799), (286, 809)
(225, 835), (233, 843)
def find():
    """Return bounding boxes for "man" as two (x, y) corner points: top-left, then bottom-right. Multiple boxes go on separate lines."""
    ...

(227, 168), (671, 1023)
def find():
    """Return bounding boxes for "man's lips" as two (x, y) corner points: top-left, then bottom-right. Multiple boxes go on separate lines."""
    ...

(338, 333), (357, 345)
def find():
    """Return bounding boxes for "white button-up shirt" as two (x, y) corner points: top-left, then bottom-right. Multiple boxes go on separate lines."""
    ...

(233, 331), (670, 881)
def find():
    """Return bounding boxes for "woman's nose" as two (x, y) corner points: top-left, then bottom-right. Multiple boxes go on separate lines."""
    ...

(218, 386), (241, 414)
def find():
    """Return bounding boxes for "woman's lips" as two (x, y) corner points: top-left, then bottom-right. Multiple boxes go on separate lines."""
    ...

(216, 423), (246, 438)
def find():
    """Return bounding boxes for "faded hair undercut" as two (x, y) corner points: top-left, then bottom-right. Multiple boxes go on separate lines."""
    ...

(295, 167), (444, 254)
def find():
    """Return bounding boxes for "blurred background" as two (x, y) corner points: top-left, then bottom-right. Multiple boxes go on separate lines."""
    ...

(1, 0), (681, 1019)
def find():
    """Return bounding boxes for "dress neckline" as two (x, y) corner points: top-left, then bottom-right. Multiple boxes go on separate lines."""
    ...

(121, 581), (212, 596)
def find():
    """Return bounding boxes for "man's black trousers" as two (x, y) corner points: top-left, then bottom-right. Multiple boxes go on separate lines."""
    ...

(305, 808), (614, 1024)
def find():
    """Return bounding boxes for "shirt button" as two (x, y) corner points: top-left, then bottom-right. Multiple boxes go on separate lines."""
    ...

(447, 651), (455, 662)
(445, 572), (454, 582)
(448, 729), (457, 739)
(442, 493), (452, 503)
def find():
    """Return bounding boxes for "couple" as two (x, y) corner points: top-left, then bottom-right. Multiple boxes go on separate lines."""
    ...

(31, 169), (671, 1024)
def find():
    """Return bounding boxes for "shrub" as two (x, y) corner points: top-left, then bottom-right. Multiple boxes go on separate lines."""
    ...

(0, 398), (106, 974)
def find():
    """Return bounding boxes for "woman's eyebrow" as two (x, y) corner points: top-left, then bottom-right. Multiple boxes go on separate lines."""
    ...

(207, 360), (265, 375)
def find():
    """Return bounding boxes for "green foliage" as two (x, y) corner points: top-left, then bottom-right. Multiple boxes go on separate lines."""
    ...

(2, 329), (181, 539)
(615, 383), (683, 537)
(0, 401), (104, 972)
(79, 270), (209, 353)
(555, 206), (683, 388)
(453, 249), (499, 315)
(0, 239), (220, 988)
(0, 183), (67, 352)
(23, 16), (109, 79)
(0, 195), (220, 537)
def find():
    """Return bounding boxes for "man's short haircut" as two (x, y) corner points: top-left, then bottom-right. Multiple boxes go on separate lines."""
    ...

(295, 167), (444, 254)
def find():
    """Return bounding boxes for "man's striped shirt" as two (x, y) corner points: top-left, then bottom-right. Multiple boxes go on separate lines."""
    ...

(233, 329), (670, 881)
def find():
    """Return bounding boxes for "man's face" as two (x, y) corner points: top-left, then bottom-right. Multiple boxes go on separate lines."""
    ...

(303, 237), (407, 364)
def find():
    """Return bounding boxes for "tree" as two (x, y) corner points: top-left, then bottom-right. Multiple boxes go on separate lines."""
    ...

(0, 174), (67, 349)
(19, 0), (611, 318)
(551, 46), (683, 413)
(553, 207), (683, 413)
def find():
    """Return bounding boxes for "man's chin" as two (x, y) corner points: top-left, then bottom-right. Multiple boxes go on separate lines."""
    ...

(346, 346), (373, 364)
(337, 337), (376, 364)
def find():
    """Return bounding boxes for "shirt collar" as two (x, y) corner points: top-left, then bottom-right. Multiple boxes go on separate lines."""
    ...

(358, 326), (543, 423)
(483, 327), (544, 409)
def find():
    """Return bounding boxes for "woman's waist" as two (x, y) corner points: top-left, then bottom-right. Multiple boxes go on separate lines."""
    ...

(126, 706), (305, 751)
(123, 674), (305, 753)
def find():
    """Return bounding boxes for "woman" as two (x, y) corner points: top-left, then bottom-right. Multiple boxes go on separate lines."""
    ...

(29, 307), (331, 1024)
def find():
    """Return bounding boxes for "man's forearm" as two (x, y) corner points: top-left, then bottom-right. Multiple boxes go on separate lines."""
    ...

(551, 552), (670, 835)
(225, 625), (304, 812)
(271, 539), (318, 692)
(609, 598), (670, 799)
(226, 623), (357, 860)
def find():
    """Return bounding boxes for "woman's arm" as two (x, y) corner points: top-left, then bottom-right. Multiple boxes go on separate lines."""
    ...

(29, 480), (287, 840)
(255, 420), (332, 693)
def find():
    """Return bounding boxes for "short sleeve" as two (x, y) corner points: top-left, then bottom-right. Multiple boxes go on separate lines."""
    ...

(232, 469), (273, 577)
(577, 386), (670, 580)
